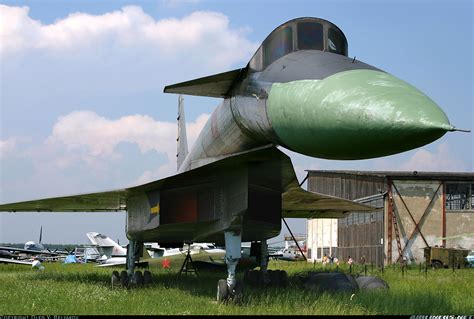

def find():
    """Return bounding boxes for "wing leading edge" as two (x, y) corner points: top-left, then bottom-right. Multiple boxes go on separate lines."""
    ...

(281, 186), (375, 219)
(0, 189), (128, 212)
(0, 146), (375, 217)
(164, 68), (245, 98)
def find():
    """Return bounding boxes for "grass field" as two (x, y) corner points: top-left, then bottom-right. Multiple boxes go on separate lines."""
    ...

(1, 254), (473, 315)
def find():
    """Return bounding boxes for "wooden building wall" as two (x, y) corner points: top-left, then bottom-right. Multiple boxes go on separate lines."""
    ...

(337, 219), (384, 266)
(307, 172), (386, 200)
(307, 171), (473, 266)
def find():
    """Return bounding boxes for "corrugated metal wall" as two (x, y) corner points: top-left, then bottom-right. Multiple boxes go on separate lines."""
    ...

(337, 209), (384, 266)
(307, 172), (386, 265)
(307, 173), (385, 200)
(307, 171), (474, 266)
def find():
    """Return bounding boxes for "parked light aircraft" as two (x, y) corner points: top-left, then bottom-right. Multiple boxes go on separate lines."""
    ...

(86, 232), (208, 266)
(85, 232), (129, 267)
(0, 17), (467, 302)
(0, 226), (66, 264)
(272, 248), (304, 261)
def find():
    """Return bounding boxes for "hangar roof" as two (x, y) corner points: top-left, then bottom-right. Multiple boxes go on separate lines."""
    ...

(306, 170), (474, 181)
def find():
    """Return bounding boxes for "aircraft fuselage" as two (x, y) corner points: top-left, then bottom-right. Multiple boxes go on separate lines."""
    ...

(126, 17), (454, 245)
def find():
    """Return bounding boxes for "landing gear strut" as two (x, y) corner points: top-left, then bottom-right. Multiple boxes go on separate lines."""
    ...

(216, 231), (244, 303)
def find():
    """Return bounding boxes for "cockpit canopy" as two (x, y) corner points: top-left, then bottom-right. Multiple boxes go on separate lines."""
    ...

(249, 17), (348, 72)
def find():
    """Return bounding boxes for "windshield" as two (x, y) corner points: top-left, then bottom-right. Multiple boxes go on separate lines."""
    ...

(328, 27), (347, 56)
(249, 18), (349, 72)
(264, 26), (293, 68)
(297, 22), (323, 50)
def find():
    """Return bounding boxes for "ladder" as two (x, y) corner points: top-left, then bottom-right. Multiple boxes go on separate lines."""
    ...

(389, 192), (403, 264)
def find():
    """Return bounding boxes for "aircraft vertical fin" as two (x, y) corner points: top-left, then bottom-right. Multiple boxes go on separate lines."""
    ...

(39, 226), (43, 243)
(177, 95), (189, 171)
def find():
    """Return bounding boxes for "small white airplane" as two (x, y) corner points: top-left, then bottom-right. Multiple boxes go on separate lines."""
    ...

(188, 243), (226, 255)
(86, 232), (186, 267)
(86, 232), (128, 267)
(86, 232), (229, 268)
(272, 248), (305, 261)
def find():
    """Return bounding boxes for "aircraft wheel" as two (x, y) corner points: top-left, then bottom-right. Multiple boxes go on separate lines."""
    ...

(268, 270), (280, 287)
(217, 279), (229, 303)
(277, 270), (288, 287)
(132, 270), (143, 286)
(257, 270), (269, 287)
(143, 270), (152, 285)
(120, 270), (129, 288)
(243, 269), (250, 283)
(432, 261), (443, 269)
(231, 280), (244, 304)
(244, 269), (256, 287)
(266, 269), (273, 285)
(111, 271), (120, 288)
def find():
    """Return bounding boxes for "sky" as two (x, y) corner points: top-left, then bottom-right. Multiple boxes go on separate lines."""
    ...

(0, 0), (472, 246)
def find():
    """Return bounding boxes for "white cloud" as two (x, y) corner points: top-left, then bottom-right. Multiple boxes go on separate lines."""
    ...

(0, 5), (256, 70)
(375, 143), (468, 172)
(0, 138), (16, 159)
(1, 5), (256, 202)
(45, 110), (209, 173)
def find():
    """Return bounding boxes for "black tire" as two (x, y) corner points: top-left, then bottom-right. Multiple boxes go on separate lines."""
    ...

(120, 270), (129, 288)
(232, 280), (244, 304)
(143, 270), (152, 285)
(132, 270), (143, 286)
(277, 270), (288, 287)
(271, 270), (282, 287)
(111, 271), (120, 288)
(257, 270), (267, 288)
(243, 269), (250, 283)
(217, 279), (229, 303)
(432, 261), (443, 269)
(267, 270), (274, 286)
(268, 270), (279, 287)
(246, 270), (258, 287)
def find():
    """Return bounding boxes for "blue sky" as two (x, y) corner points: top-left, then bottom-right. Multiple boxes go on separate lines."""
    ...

(0, 0), (472, 245)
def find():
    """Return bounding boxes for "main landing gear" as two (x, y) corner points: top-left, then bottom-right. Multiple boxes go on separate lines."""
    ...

(243, 240), (288, 288)
(215, 235), (289, 304)
(216, 231), (244, 303)
(111, 240), (153, 288)
(244, 269), (288, 288)
(111, 269), (153, 288)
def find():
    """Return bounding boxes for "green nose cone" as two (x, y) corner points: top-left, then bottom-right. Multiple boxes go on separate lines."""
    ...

(267, 69), (452, 160)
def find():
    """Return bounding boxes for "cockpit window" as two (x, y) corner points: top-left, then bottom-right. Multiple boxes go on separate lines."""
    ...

(328, 28), (347, 56)
(249, 19), (349, 72)
(297, 22), (323, 50)
(264, 26), (293, 67)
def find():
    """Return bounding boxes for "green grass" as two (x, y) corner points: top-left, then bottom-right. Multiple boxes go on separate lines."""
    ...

(0, 256), (473, 315)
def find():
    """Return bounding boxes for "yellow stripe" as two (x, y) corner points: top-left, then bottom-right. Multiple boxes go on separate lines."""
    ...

(150, 204), (160, 214)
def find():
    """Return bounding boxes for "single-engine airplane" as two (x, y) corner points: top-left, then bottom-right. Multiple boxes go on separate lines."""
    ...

(0, 17), (467, 302)
(0, 226), (67, 264)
